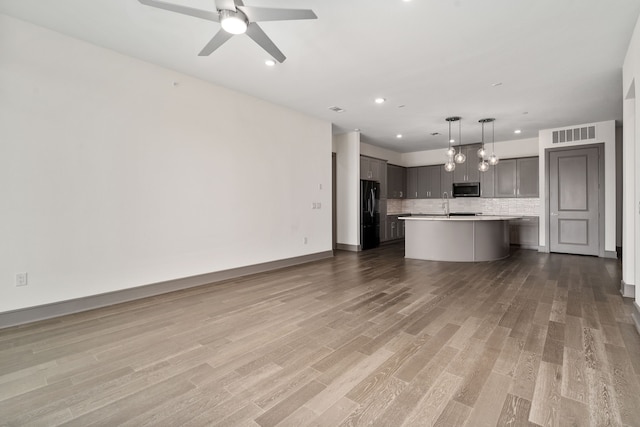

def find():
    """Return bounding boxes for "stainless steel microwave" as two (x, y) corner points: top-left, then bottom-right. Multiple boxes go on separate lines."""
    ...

(452, 182), (480, 197)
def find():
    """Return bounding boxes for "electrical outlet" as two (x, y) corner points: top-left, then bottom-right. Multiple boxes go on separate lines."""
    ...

(15, 272), (28, 287)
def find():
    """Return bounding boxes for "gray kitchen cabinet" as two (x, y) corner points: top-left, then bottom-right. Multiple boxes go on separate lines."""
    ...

(480, 165), (495, 198)
(516, 157), (539, 197)
(427, 165), (441, 198)
(441, 165), (453, 197)
(495, 159), (517, 197)
(360, 156), (372, 180)
(452, 144), (482, 183)
(509, 216), (539, 249)
(386, 215), (406, 240)
(387, 164), (406, 199)
(407, 167), (419, 199)
(360, 156), (388, 198)
(495, 157), (539, 198)
(417, 165), (441, 198)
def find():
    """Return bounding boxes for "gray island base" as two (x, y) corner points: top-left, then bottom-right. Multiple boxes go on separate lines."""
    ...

(400, 216), (520, 262)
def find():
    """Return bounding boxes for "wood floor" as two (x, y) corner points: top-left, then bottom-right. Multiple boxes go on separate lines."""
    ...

(1, 244), (640, 426)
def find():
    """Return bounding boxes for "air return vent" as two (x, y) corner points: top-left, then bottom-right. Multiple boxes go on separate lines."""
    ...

(552, 126), (595, 144)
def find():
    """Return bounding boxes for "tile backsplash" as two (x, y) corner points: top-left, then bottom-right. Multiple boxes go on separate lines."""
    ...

(387, 197), (540, 217)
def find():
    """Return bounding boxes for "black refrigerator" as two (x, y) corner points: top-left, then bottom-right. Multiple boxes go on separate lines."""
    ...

(360, 180), (380, 250)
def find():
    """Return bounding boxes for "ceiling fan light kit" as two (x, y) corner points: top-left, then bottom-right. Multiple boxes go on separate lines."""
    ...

(138, 0), (317, 63)
(220, 9), (248, 34)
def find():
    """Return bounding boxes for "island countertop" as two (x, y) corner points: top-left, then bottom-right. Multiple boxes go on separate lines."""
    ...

(399, 215), (521, 221)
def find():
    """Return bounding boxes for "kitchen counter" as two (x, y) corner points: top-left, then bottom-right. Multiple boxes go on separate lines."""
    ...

(400, 215), (519, 262)
(400, 215), (521, 221)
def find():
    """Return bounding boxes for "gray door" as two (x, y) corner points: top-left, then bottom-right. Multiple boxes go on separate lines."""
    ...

(549, 147), (600, 255)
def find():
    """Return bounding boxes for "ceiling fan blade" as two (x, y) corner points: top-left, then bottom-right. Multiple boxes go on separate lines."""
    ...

(215, 0), (237, 11)
(138, 0), (219, 22)
(237, 6), (317, 22)
(198, 30), (234, 56)
(246, 23), (286, 63)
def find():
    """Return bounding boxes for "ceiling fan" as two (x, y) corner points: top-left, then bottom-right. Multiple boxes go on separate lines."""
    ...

(138, 0), (317, 63)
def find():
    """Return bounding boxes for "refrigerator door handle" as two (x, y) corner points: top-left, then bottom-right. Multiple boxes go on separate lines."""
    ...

(370, 189), (375, 217)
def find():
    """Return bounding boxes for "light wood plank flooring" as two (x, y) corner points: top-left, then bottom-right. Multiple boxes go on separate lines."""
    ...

(1, 244), (640, 426)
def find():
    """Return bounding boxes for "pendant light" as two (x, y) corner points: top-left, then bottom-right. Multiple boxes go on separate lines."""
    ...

(453, 117), (466, 164)
(487, 118), (500, 166)
(444, 117), (459, 172)
(478, 118), (491, 172)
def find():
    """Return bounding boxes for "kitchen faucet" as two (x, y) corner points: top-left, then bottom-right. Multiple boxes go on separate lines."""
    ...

(442, 192), (450, 217)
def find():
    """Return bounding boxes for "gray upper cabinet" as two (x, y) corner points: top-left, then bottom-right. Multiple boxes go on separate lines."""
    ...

(417, 165), (441, 198)
(406, 165), (442, 199)
(407, 167), (419, 199)
(516, 157), (539, 197)
(480, 166), (495, 198)
(360, 156), (387, 198)
(452, 144), (482, 183)
(495, 157), (539, 198)
(427, 165), (441, 198)
(495, 159), (517, 197)
(387, 164), (406, 199)
(441, 165), (453, 197)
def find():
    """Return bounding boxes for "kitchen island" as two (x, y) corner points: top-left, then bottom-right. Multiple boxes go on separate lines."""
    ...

(399, 215), (520, 262)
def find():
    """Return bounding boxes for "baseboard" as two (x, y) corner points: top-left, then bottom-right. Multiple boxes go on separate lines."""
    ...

(0, 250), (334, 329)
(621, 280), (636, 299)
(336, 243), (360, 252)
(632, 301), (640, 336)
(537, 245), (549, 253)
(604, 250), (618, 259)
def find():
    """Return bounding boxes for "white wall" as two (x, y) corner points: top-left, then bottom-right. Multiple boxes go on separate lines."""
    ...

(538, 120), (617, 253)
(623, 11), (640, 311)
(0, 15), (332, 312)
(334, 132), (360, 247)
(400, 137), (539, 167)
(360, 142), (402, 165)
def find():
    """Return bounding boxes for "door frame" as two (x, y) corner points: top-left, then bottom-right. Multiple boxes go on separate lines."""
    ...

(544, 142), (605, 257)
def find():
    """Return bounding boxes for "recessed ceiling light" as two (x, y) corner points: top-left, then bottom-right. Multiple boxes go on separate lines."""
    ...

(396, 134), (403, 139)
(265, 59), (276, 66)
(375, 97), (386, 104)
(514, 129), (522, 134)
(491, 82), (503, 87)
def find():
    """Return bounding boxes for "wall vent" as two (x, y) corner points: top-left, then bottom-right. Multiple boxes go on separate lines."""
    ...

(552, 126), (595, 144)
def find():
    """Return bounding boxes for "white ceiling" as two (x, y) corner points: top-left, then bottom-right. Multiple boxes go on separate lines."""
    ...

(1, 0), (639, 152)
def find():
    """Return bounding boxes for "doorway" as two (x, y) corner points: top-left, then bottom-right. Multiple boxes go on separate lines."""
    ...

(547, 144), (604, 256)
(332, 153), (337, 251)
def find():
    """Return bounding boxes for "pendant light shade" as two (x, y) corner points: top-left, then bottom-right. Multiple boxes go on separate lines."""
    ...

(450, 116), (465, 164)
(444, 116), (460, 172)
(444, 159), (456, 172)
(478, 118), (491, 172)
(487, 118), (499, 165)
